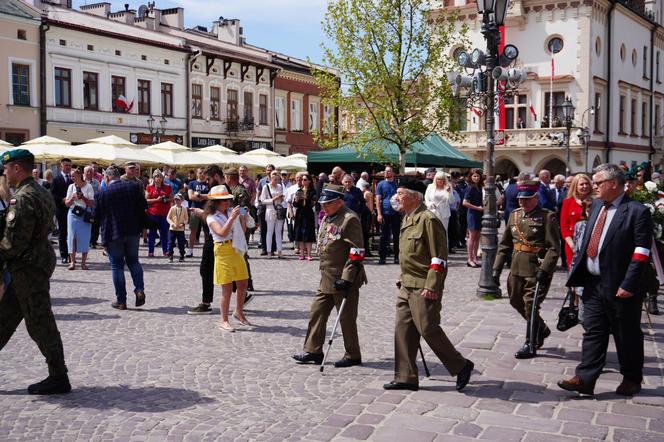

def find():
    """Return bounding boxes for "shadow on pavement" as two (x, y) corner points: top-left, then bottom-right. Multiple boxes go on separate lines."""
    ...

(39, 385), (215, 411)
(250, 324), (307, 337)
(51, 296), (106, 306)
(249, 309), (310, 320)
(55, 312), (121, 321)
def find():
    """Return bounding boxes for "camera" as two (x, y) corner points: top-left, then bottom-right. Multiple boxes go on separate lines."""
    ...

(160, 195), (168, 203)
(239, 206), (247, 215)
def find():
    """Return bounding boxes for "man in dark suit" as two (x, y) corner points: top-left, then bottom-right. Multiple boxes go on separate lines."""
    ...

(50, 158), (72, 264)
(558, 163), (652, 396)
(552, 174), (568, 268)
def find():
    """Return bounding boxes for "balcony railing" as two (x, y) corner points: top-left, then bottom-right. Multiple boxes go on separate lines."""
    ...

(449, 128), (584, 150)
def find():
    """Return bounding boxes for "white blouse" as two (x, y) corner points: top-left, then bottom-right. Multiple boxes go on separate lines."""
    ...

(66, 183), (94, 209)
(424, 184), (451, 223)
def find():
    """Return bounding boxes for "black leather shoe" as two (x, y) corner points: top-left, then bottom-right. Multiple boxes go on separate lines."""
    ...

(456, 359), (474, 391)
(536, 324), (551, 349)
(111, 302), (127, 310)
(28, 374), (71, 395)
(383, 381), (418, 391)
(514, 343), (536, 359)
(334, 358), (362, 368)
(616, 379), (641, 396)
(292, 352), (324, 364)
(134, 290), (146, 307)
(61, 257), (70, 264)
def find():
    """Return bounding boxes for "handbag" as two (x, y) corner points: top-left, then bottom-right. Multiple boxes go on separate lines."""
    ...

(83, 209), (94, 224)
(266, 185), (287, 220)
(556, 289), (579, 331)
(71, 205), (85, 217)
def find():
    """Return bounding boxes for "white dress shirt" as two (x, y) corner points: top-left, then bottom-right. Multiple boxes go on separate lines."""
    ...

(586, 193), (624, 275)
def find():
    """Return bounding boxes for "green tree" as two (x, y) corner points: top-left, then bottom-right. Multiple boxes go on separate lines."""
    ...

(313, 0), (467, 172)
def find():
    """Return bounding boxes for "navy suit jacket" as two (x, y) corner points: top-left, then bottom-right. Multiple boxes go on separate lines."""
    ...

(566, 195), (652, 296)
(538, 183), (557, 211)
(503, 182), (519, 222)
(95, 179), (148, 245)
(50, 173), (68, 212)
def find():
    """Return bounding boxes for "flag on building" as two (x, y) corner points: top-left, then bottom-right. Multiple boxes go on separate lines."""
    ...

(115, 95), (134, 113)
(529, 101), (537, 121)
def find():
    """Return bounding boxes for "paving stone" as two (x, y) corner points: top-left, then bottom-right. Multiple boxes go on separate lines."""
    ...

(478, 426), (525, 441)
(613, 428), (664, 442)
(339, 425), (374, 440)
(381, 413), (456, 435)
(561, 421), (609, 439)
(355, 414), (384, 425)
(522, 432), (578, 442)
(371, 426), (436, 442)
(595, 412), (647, 430)
(475, 411), (562, 433)
(452, 422), (482, 438)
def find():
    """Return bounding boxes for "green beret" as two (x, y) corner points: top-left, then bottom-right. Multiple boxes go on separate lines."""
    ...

(1, 149), (34, 165)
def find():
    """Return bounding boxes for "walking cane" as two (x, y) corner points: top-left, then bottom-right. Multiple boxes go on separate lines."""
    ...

(529, 281), (542, 354)
(419, 344), (430, 377)
(320, 295), (348, 373)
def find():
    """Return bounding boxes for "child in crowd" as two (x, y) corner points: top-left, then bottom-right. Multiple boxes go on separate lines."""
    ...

(167, 193), (189, 262)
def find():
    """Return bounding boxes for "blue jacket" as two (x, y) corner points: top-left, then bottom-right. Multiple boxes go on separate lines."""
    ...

(539, 182), (557, 211)
(95, 179), (147, 245)
(503, 182), (519, 222)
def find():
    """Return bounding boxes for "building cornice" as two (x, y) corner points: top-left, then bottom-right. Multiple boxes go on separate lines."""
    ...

(277, 69), (318, 86)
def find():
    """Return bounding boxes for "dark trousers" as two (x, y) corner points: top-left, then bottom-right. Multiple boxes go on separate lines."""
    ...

(55, 208), (68, 258)
(457, 208), (468, 246)
(0, 268), (67, 376)
(379, 213), (401, 261)
(168, 230), (186, 257)
(448, 210), (459, 249)
(287, 217), (295, 243)
(361, 209), (371, 254)
(200, 238), (214, 304)
(90, 218), (100, 246)
(576, 279), (644, 384)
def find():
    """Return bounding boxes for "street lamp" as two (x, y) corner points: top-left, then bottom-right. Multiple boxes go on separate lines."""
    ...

(561, 97), (575, 176)
(147, 114), (167, 144)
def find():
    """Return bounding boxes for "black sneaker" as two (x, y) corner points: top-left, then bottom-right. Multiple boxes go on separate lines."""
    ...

(187, 303), (212, 315)
(28, 374), (71, 395)
(134, 290), (146, 307)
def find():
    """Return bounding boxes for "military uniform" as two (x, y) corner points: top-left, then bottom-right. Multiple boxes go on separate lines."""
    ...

(393, 203), (468, 385)
(0, 154), (70, 393)
(493, 182), (560, 358)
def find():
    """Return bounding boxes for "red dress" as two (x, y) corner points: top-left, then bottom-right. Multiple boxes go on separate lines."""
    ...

(559, 197), (584, 269)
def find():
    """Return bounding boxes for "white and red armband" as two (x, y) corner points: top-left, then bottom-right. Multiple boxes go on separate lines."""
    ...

(430, 257), (447, 272)
(348, 248), (365, 261)
(632, 247), (650, 262)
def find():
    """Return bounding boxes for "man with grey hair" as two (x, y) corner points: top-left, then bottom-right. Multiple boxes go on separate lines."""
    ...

(558, 163), (652, 396)
(95, 165), (148, 310)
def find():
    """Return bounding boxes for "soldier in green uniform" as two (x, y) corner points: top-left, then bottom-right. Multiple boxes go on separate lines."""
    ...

(384, 179), (474, 392)
(0, 149), (71, 394)
(292, 184), (367, 367)
(493, 180), (560, 359)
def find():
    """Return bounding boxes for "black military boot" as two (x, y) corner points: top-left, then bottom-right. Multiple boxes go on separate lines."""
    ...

(27, 374), (71, 395)
(647, 293), (660, 315)
(536, 322), (551, 349)
(515, 321), (537, 359)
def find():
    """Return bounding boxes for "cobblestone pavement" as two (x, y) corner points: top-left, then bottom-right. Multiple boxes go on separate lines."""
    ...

(0, 238), (663, 442)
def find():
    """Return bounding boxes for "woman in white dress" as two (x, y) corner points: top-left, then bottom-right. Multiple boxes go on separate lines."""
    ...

(424, 171), (452, 232)
(259, 170), (286, 258)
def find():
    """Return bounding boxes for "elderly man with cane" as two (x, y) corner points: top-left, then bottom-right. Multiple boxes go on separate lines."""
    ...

(292, 184), (367, 368)
(384, 179), (474, 392)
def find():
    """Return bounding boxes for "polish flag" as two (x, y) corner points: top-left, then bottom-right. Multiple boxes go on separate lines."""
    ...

(471, 107), (482, 118)
(115, 95), (134, 113)
(529, 101), (537, 121)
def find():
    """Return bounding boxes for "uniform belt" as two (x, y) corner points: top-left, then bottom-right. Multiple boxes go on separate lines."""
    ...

(514, 243), (541, 254)
(215, 240), (232, 245)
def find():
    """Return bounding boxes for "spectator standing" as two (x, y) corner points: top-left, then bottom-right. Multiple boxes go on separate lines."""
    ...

(32, 168), (43, 185)
(64, 168), (94, 270)
(51, 158), (73, 264)
(330, 166), (344, 185)
(463, 169), (484, 268)
(355, 171), (370, 191)
(95, 165), (147, 310)
(342, 174), (366, 216)
(537, 169), (556, 211)
(285, 172), (304, 246)
(145, 170), (173, 257)
(453, 172), (468, 248)
(422, 167), (436, 186)
(239, 165), (257, 237)
(164, 168), (183, 196)
(84, 165), (101, 249)
(256, 164), (276, 255)
(424, 171), (452, 233)
(186, 167), (210, 257)
(205, 186), (251, 332)
(259, 170), (286, 258)
(42, 169), (54, 190)
(375, 166), (401, 265)
(167, 193), (188, 262)
(293, 173), (317, 261)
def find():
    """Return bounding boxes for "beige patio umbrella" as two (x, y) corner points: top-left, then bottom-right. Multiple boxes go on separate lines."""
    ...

(146, 141), (222, 166)
(0, 139), (12, 147)
(69, 135), (163, 165)
(199, 144), (238, 155)
(21, 135), (73, 160)
(274, 153), (307, 170)
(239, 148), (283, 169)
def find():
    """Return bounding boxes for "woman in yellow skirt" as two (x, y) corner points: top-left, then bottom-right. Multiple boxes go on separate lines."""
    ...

(205, 185), (251, 332)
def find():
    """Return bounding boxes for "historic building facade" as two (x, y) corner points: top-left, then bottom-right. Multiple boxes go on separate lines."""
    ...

(0, 0), (41, 145)
(436, 0), (664, 175)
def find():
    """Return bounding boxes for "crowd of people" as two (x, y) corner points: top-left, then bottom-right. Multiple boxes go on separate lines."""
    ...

(1, 149), (661, 397)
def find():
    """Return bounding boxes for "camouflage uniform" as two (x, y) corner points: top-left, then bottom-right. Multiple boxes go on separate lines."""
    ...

(0, 177), (68, 377)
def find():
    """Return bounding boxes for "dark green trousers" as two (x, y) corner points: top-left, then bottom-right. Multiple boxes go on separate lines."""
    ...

(0, 268), (67, 376)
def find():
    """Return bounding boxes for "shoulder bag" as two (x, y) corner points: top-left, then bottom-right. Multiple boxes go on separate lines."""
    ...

(556, 289), (579, 331)
(267, 185), (287, 221)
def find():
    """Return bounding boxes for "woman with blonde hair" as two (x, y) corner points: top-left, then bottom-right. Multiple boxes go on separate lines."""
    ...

(425, 171), (452, 233)
(205, 185), (251, 332)
(559, 173), (593, 270)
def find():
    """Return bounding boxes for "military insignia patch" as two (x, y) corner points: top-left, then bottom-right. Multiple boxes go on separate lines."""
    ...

(6, 210), (15, 222)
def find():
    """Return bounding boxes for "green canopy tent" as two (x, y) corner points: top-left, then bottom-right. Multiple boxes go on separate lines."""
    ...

(307, 132), (481, 174)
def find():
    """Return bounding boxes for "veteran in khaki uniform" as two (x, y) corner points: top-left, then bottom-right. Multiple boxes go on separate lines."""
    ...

(292, 184), (367, 368)
(493, 180), (560, 359)
(384, 179), (474, 392)
(0, 149), (71, 394)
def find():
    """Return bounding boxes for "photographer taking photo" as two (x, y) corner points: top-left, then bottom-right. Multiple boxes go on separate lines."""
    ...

(145, 169), (173, 257)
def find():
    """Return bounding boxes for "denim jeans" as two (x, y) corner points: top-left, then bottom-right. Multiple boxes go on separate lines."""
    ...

(148, 214), (169, 254)
(106, 235), (144, 304)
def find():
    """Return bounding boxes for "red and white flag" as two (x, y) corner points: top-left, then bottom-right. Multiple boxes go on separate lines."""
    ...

(529, 101), (537, 121)
(471, 107), (482, 118)
(115, 95), (134, 113)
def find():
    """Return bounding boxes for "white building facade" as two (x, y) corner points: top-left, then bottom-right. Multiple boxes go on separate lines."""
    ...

(436, 0), (664, 176)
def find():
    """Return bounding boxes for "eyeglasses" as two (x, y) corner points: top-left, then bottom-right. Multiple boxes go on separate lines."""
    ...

(281, 173), (288, 176)
(302, 178), (309, 181)
(592, 178), (612, 187)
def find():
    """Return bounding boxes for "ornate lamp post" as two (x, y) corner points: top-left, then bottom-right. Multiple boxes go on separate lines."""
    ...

(561, 97), (575, 176)
(147, 114), (167, 144)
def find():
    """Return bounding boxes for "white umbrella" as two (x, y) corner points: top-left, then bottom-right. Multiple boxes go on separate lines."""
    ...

(69, 135), (163, 165)
(241, 147), (281, 158)
(21, 135), (73, 160)
(286, 153), (308, 161)
(0, 139), (12, 147)
(274, 157), (307, 171)
(240, 148), (283, 169)
(146, 141), (222, 166)
(199, 144), (238, 155)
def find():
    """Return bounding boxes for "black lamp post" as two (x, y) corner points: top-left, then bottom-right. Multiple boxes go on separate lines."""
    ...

(147, 114), (167, 144)
(561, 97), (574, 176)
(474, 0), (509, 299)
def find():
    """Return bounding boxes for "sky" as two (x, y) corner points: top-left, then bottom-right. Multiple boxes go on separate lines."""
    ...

(72, 0), (330, 63)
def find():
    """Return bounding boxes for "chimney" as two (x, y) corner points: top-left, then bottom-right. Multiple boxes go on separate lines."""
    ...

(212, 17), (241, 45)
(79, 2), (111, 17)
(160, 7), (185, 29)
